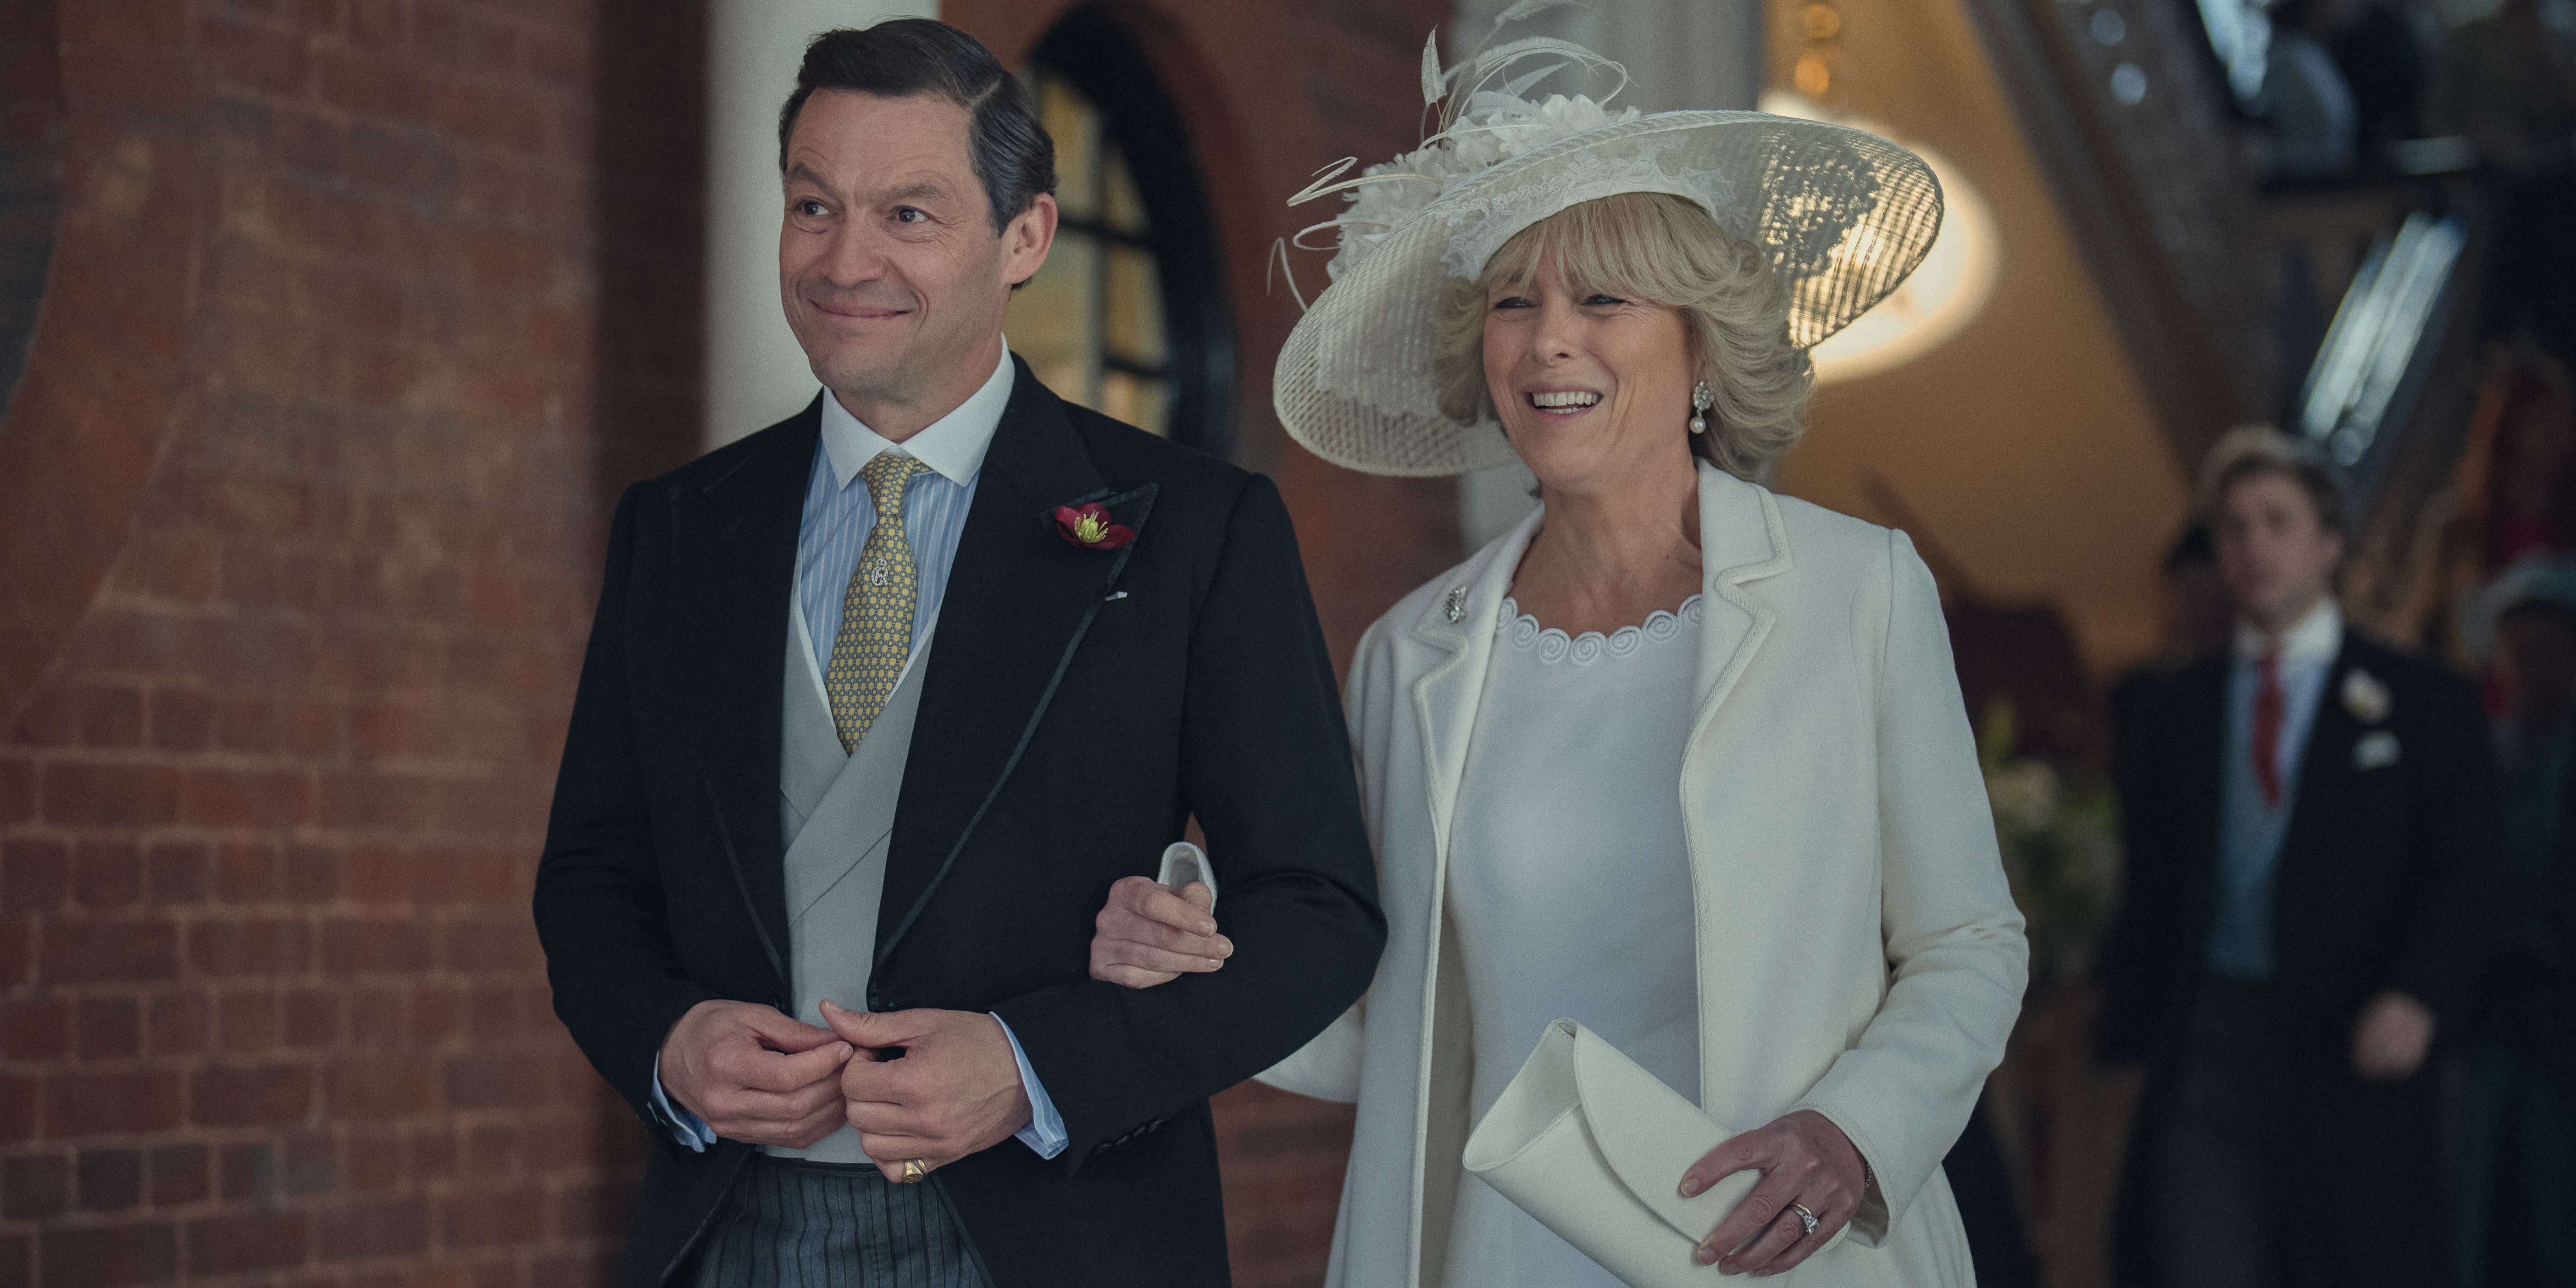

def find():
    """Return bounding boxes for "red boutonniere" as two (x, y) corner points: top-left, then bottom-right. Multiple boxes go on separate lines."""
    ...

(1054, 503), (1135, 551)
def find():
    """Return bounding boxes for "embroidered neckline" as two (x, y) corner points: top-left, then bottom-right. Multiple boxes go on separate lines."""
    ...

(1499, 594), (1704, 665)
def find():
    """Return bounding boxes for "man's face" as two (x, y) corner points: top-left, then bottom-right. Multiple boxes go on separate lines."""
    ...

(2214, 470), (2343, 630)
(778, 89), (1054, 407)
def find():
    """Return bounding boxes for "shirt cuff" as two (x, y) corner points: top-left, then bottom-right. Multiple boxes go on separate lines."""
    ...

(992, 1013), (1068, 1159)
(650, 1052), (717, 1153)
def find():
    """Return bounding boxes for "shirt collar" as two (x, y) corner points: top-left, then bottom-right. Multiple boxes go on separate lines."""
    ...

(816, 341), (1014, 489)
(2233, 596), (2343, 666)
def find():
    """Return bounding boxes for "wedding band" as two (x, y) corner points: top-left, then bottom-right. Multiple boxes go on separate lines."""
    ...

(1788, 1202), (1819, 1236)
(899, 1158), (929, 1184)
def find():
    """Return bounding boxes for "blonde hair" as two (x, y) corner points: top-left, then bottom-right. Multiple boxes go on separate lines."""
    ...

(1432, 192), (1813, 479)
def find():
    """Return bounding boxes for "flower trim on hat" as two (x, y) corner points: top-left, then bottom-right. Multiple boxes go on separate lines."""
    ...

(1432, 132), (1743, 280)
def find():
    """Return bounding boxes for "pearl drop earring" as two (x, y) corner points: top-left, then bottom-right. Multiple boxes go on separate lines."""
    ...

(1688, 382), (1713, 434)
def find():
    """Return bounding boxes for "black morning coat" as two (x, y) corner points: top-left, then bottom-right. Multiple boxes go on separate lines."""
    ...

(532, 359), (1387, 1288)
(2094, 628), (2498, 1288)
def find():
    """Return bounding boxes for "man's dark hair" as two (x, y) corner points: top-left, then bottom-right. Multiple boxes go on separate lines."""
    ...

(777, 19), (1057, 237)
(2201, 427), (2348, 536)
(2165, 521), (2215, 574)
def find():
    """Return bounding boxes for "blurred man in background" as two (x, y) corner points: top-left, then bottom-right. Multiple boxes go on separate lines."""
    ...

(2097, 427), (2498, 1288)
(2460, 561), (2576, 1287)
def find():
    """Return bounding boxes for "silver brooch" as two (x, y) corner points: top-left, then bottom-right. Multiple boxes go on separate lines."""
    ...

(1443, 587), (1467, 623)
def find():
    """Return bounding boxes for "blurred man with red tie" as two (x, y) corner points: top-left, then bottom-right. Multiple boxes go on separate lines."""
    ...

(2097, 427), (2499, 1288)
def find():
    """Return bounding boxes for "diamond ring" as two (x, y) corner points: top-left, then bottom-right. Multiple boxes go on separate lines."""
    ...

(1788, 1202), (1819, 1237)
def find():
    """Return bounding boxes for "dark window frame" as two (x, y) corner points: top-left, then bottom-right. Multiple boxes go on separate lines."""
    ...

(1031, 9), (1234, 457)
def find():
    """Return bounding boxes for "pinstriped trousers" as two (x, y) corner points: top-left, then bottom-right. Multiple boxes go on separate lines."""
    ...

(690, 1155), (989, 1288)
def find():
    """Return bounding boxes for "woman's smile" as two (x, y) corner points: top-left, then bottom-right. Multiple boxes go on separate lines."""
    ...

(1526, 385), (1605, 417)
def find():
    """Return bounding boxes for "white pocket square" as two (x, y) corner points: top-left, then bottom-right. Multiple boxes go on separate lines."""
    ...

(2355, 729), (2400, 770)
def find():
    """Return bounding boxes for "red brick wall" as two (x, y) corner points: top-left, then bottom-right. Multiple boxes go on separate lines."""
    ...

(0, 0), (703, 1283)
(0, 1), (1451, 1286)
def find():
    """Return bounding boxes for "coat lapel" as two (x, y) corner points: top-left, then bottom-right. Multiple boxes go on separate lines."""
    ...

(1686, 466), (1793, 759)
(1409, 509), (1540, 862)
(872, 360), (1152, 990)
(2169, 656), (2231, 933)
(2276, 633), (2365, 882)
(676, 395), (823, 989)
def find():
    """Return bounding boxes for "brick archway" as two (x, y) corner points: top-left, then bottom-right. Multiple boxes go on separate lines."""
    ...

(0, 0), (203, 729)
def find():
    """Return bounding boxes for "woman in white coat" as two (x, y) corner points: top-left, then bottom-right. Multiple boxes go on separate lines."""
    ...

(1090, 37), (2026, 1288)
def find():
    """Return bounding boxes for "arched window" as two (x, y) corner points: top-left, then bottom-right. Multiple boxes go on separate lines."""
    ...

(1005, 9), (1232, 455)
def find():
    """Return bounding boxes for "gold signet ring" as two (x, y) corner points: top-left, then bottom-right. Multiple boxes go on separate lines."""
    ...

(899, 1157), (930, 1184)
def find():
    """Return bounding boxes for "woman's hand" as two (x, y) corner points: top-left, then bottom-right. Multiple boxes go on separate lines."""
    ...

(1679, 1109), (1868, 1276)
(1088, 875), (1231, 988)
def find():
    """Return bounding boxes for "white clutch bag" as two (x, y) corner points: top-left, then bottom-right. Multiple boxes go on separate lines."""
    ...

(1461, 1018), (1763, 1288)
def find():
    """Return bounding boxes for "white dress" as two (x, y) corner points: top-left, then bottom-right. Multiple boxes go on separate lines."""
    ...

(1442, 594), (1706, 1288)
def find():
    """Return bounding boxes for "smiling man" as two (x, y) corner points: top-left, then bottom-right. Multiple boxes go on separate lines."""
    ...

(532, 20), (1383, 1288)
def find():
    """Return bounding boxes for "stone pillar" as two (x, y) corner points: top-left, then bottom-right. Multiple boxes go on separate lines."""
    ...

(706, 0), (936, 447)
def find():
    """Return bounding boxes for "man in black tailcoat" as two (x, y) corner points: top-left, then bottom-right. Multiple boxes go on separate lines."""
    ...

(533, 20), (1383, 1288)
(2098, 427), (2497, 1288)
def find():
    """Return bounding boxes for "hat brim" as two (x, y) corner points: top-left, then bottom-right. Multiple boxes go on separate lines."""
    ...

(1274, 111), (1943, 477)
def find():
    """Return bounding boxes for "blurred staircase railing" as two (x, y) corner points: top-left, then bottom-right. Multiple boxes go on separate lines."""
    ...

(1958, 0), (2282, 470)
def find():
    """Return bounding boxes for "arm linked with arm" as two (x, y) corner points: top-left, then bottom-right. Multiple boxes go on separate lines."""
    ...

(1786, 531), (2030, 1245)
(1249, 611), (1399, 1105)
(991, 474), (1388, 1163)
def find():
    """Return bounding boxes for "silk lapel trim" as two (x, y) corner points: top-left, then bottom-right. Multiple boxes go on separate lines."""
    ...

(2274, 631), (2364, 874)
(684, 400), (823, 995)
(868, 480), (1159, 990)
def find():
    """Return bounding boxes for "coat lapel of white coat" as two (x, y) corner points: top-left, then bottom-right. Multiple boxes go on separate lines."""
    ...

(1408, 507), (1543, 866)
(1688, 465), (1794, 755)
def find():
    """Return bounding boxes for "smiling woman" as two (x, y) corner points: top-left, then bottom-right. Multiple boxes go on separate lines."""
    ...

(1433, 191), (1813, 483)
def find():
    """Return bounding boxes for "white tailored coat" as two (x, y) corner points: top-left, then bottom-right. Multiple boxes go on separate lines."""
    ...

(1260, 463), (2029, 1287)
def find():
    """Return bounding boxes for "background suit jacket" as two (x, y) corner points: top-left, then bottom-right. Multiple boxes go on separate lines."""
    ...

(533, 359), (1386, 1288)
(2095, 627), (2498, 1288)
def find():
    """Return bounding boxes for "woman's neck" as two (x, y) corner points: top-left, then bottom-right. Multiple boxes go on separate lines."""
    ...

(1511, 463), (1704, 636)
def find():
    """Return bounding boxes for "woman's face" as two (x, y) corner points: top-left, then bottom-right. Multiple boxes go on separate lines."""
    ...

(1481, 249), (1697, 497)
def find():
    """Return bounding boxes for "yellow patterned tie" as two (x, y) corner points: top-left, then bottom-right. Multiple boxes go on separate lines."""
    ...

(825, 453), (931, 752)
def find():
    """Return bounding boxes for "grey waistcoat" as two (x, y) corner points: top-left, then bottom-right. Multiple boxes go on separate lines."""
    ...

(767, 609), (932, 1163)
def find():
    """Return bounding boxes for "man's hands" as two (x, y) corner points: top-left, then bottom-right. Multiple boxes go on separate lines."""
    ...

(2350, 989), (2436, 1081)
(658, 1000), (855, 1149)
(1089, 876), (1229, 988)
(822, 1000), (1034, 1184)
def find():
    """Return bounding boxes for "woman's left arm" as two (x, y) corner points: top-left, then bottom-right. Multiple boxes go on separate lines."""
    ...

(1802, 529), (2028, 1226)
(1684, 530), (2030, 1274)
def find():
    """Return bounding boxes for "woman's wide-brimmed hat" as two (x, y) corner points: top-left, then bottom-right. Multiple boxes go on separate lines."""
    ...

(1272, 26), (1945, 477)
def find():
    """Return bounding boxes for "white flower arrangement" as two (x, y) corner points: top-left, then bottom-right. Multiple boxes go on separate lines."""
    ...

(1328, 90), (1643, 282)
(1978, 700), (2120, 995)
